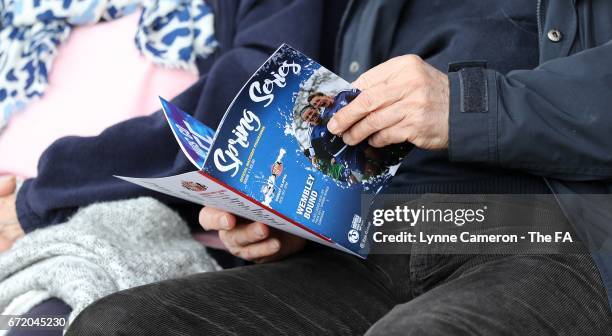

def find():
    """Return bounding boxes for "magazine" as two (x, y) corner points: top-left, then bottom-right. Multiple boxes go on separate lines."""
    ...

(117, 44), (410, 257)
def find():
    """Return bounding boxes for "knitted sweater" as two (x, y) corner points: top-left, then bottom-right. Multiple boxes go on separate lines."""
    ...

(0, 197), (219, 329)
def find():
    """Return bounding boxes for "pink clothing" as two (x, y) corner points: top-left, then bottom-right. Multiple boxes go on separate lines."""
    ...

(0, 13), (197, 177)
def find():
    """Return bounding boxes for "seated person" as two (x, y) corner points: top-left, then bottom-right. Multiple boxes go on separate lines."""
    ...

(1, 0), (611, 335)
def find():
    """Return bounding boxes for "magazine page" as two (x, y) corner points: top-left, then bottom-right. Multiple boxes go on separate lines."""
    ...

(159, 97), (215, 169)
(202, 44), (409, 255)
(120, 98), (360, 256)
(116, 172), (358, 256)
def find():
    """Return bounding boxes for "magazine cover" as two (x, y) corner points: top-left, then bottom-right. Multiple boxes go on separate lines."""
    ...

(118, 44), (410, 257)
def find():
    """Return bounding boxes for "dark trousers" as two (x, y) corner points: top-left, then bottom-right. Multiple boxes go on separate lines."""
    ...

(65, 196), (612, 335)
(7, 299), (71, 336)
(65, 246), (611, 335)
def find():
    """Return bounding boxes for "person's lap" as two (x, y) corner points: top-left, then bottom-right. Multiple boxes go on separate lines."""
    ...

(366, 254), (611, 335)
(66, 247), (397, 335)
(65, 246), (612, 336)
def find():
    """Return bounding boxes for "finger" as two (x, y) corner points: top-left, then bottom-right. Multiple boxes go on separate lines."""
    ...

(342, 102), (405, 145)
(0, 176), (16, 196)
(328, 85), (401, 135)
(368, 124), (412, 148)
(353, 55), (426, 91)
(2, 223), (24, 241)
(199, 207), (236, 231)
(234, 238), (281, 261)
(0, 236), (13, 253)
(352, 57), (408, 90)
(219, 222), (269, 248)
(255, 233), (307, 263)
(0, 194), (17, 226)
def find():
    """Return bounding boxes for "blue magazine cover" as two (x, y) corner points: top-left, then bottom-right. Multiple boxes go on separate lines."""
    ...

(160, 98), (215, 169)
(119, 44), (409, 257)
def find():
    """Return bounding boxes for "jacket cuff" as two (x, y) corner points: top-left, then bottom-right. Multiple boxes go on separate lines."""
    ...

(16, 179), (44, 233)
(448, 67), (499, 164)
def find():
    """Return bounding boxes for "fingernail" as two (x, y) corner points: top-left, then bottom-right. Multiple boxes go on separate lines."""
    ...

(255, 225), (266, 238)
(269, 239), (280, 251)
(342, 133), (352, 145)
(219, 216), (230, 229)
(327, 119), (338, 133)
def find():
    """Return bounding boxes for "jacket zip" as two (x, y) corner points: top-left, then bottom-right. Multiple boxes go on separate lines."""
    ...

(536, 0), (543, 50)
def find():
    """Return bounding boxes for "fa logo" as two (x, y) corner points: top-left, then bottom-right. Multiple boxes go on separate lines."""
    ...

(348, 229), (359, 244)
(181, 181), (208, 192)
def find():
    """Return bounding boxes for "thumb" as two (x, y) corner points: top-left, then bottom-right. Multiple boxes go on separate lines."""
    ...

(0, 176), (16, 196)
(0, 236), (13, 253)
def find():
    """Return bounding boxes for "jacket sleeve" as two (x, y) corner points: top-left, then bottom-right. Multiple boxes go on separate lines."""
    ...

(16, 0), (329, 233)
(448, 39), (612, 181)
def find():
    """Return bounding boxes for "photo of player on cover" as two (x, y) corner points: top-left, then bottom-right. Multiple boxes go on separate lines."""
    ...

(290, 68), (407, 186)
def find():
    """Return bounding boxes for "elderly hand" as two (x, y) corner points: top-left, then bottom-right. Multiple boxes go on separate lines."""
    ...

(0, 176), (24, 252)
(327, 55), (450, 150)
(199, 207), (306, 262)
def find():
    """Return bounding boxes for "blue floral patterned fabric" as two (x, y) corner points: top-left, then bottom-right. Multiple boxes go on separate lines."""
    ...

(0, 0), (217, 132)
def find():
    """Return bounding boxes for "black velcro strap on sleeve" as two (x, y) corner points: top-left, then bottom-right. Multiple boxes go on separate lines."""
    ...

(458, 67), (488, 113)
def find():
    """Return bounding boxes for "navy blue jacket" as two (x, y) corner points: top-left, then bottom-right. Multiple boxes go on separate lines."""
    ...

(16, 0), (347, 231)
(448, 0), (612, 308)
